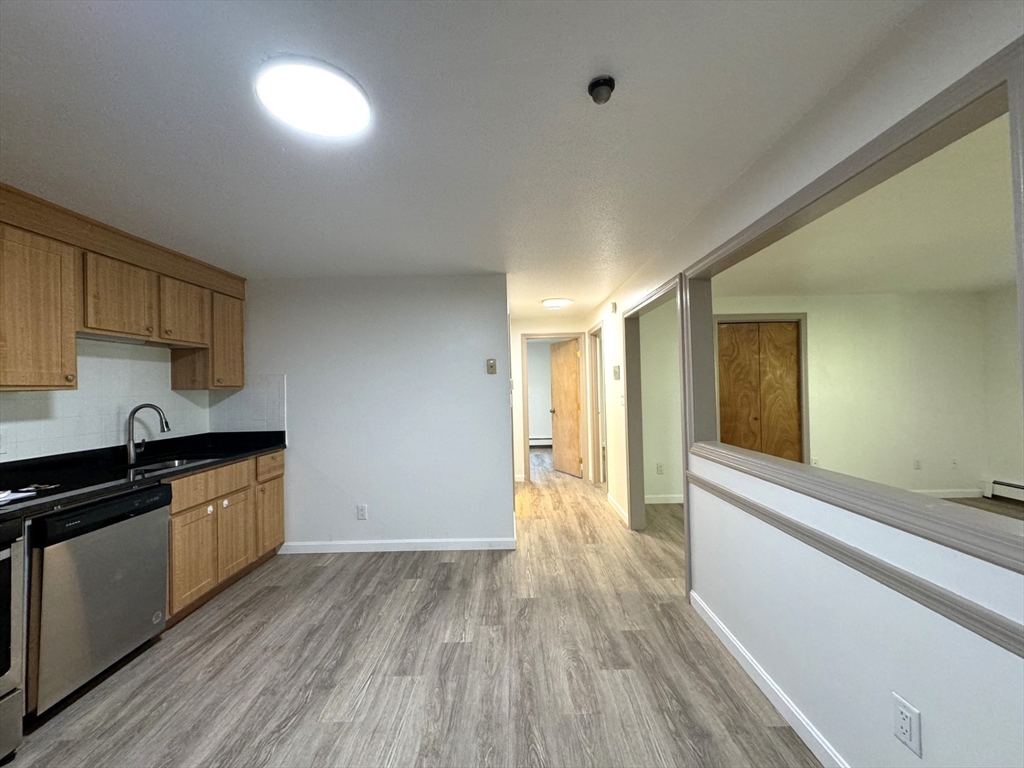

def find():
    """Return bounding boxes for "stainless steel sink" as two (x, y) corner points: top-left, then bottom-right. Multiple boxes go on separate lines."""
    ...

(129, 457), (217, 477)
(133, 459), (195, 471)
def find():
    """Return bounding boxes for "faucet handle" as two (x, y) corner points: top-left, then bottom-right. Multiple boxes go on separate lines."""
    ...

(138, 438), (146, 454)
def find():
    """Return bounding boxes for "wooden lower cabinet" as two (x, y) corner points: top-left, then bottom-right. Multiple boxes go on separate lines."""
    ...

(217, 489), (255, 583)
(166, 452), (284, 617)
(169, 503), (218, 615)
(257, 476), (285, 554)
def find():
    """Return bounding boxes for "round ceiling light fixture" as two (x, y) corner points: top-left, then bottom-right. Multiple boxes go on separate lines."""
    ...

(542, 298), (573, 310)
(255, 56), (371, 138)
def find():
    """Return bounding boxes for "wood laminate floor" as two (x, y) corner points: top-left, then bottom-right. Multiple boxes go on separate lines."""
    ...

(14, 449), (818, 768)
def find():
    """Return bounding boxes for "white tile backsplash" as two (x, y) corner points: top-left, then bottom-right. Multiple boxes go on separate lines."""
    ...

(0, 339), (210, 462)
(210, 374), (286, 432)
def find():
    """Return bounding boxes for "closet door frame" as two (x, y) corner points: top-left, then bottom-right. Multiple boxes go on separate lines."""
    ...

(713, 312), (810, 464)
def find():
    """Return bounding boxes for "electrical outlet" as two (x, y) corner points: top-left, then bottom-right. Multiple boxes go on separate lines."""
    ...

(811, 457), (820, 466)
(656, 463), (664, 475)
(356, 504), (368, 521)
(892, 692), (922, 757)
(913, 459), (922, 471)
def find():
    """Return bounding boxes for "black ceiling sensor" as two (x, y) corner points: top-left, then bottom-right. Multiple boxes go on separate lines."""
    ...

(588, 76), (615, 105)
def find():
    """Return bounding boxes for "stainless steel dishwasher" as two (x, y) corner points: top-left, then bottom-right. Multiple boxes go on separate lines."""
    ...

(27, 485), (170, 714)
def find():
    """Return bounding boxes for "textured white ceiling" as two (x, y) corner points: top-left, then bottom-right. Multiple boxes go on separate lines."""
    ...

(713, 115), (1016, 298)
(0, 0), (923, 319)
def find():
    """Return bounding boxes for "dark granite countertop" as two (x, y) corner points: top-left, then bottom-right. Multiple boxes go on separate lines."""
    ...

(0, 431), (286, 521)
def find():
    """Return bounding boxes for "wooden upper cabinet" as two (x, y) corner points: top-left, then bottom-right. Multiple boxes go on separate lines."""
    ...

(0, 225), (78, 389)
(83, 252), (157, 339)
(211, 293), (244, 388)
(159, 276), (211, 346)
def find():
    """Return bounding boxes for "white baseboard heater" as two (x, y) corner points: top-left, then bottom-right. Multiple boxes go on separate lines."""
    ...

(991, 480), (1024, 501)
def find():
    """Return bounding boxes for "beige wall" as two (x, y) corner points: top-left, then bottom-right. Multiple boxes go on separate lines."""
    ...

(639, 299), (684, 502)
(713, 291), (1009, 497)
(983, 284), (1024, 495)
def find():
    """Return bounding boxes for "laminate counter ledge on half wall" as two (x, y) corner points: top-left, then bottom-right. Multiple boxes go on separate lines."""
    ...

(0, 431), (286, 520)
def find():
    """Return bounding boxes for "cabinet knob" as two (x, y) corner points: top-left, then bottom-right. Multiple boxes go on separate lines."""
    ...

(216, 378), (224, 384)
(146, 326), (154, 333)
(165, 329), (172, 335)
(260, 487), (266, 493)
(207, 505), (213, 514)
(222, 499), (229, 507)
(64, 373), (76, 382)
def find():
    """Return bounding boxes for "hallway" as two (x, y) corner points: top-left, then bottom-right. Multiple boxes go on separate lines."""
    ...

(15, 456), (818, 768)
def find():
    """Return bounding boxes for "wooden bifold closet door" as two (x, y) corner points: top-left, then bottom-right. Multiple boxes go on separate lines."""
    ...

(717, 321), (802, 463)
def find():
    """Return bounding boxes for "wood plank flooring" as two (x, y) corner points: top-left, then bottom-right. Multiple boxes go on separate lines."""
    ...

(13, 449), (819, 768)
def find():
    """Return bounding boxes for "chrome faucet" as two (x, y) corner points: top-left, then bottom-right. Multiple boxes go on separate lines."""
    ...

(127, 403), (171, 465)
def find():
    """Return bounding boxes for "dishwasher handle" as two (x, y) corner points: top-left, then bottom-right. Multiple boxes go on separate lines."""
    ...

(35, 485), (171, 547)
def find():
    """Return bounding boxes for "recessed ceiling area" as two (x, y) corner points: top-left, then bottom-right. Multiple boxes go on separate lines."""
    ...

(712, 114), (1016, 298)
(0, 0), (925, 319)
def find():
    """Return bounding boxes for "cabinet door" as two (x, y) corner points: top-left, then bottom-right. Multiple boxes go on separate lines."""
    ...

(83, 252), (157, 338)
(159, 276), (211, 346)
(169, 503), (218, 614)
(211, 293), (244, 388)
(257, 477), (285, 554)
(0, 225), (78, 389)
(217, 489), (255, 582)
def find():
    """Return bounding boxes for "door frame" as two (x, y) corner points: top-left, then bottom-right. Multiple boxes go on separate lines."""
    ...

(622, 275), (685, 532)
(588, 322), (608, 488)
(714, 313), (810, 464)
(521, 332), (589, 483)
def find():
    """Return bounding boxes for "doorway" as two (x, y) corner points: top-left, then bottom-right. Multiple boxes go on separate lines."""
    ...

(715, 314), (809, 463)
(521, 333), (588, 483)
(622, 276), (685, 531)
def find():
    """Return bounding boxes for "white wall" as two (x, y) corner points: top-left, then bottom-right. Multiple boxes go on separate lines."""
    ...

(526, 341), (553, 444)
(0, 338), (209, 461)
(713, 292), (992, 497)
(983, 285), (1024, 495)
(639, 300), (684, 502)
(689, 457), (1024, 768)
(582, 2), (1024, 765)
(245, 275), (515, 551)
(209, 374), (287, 433)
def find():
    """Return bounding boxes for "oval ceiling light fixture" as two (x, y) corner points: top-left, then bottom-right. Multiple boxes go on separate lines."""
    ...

(542, 298), (573, 310)
(255, 56), (371, 138)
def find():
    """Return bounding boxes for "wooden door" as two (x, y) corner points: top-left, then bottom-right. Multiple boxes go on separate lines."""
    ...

(759, 322), (802, 462)
(211, 293), (244, 388)
(159, 276), (211, 346)
(257, 477), (285, 555)
(0, 225), (78, 389)
(217, 489), (255, 582)
(717, 323), (761, 452)
(549, 338), (581, 477)
(717, 321), (802, 462)
(83, 252), (157, 338)
(169, 503), (218, 614)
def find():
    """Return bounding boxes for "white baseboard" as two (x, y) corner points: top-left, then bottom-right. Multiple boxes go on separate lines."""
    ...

(607, 493), (628, 524)
(914, 488), (983, 499)
(690, 592), (848, 768)
(514, 473), (526, 482)
(645, 494), (685, 504)
(280, 538), (517, 554)
(529, 438), (553, 447)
